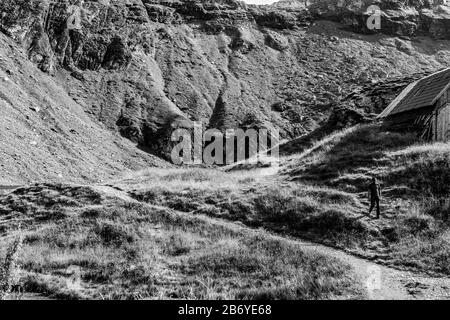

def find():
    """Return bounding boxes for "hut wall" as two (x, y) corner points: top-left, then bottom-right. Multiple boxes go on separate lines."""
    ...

(384, 85), (450, 141)
(432, 87), (450, 141)
(435, 103), (450, 141)
(385, 106), (434, 139)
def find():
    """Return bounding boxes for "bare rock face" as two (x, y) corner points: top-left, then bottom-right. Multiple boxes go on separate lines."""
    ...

(265, 30), (289, 51)
(249, 4), (312, 29)
(305, 0), (450, 39)
(2, 0), (450, 161)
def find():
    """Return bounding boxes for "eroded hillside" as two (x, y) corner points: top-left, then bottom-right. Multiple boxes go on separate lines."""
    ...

(0, 32), (166, 185)
(2, 0), (450, 164)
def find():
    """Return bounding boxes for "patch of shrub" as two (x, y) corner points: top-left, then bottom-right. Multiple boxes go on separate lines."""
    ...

(121, 266), (152, 286)
(94, 222), (136, 246)
(0, 235), (23, 300)
(237, 276), (340, 300)
(221, 198), (254, 221)
(254, 190), (317, 223)
(308, 209), (368, 236)
(35, 207), (67, 222)
(304, 188), (358, 206)
(425, 201), (450, 223)
(81, 207), (105, 219)
(185, 248), (264, 276)
(163, 233), (193, 256)
(401, 214), (437, 236)
(82, 264), (116, 284)
(386, 158), (450, 198)
(166, 197), (202, 212)
(161, 170), (215, 182)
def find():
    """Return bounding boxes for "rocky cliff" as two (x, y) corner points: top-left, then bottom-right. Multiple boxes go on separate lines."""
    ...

(306, 0), (450, 39)
(2, 0), (450, 162)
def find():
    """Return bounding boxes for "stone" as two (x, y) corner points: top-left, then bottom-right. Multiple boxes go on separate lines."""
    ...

(265, 30), (289, 51)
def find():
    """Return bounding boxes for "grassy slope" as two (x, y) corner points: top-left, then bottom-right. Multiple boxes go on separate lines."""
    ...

(126, 169), (372, 249)
(282, 124), (450, 274)
(116, 124), (450, 276)
(0, 184), (362, 300)
(1, 125), (448, 299)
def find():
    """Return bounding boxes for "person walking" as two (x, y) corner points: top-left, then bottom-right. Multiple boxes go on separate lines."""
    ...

(368, 177), (382, 219)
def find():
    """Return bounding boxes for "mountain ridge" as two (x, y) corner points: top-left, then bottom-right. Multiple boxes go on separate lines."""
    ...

(2, 0), (450, 165)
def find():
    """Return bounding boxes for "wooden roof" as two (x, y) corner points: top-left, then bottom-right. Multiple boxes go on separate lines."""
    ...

(379, 68), (450, 118)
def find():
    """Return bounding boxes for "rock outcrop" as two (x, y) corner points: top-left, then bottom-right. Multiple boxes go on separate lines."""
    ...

(305, 0), (450, 39)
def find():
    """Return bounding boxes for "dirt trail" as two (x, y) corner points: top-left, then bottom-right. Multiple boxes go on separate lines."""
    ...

(295, 240), (450, 300)
(288, 191), (450, 299)
(2, 184), (449, 300)
(94, 185), (450, 300)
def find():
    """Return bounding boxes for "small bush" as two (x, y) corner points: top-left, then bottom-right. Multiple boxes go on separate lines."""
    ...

(185, 247), (264, 277)
(385, 199), (450, 274)
(81, 207), (105, 219)
(94, 222), (136, 247)
(401, 214), (437, 236)
(163, 233), (193, 256)
(254, 190), (317, 223)
(394, 201), (444, 239)
(161, 170), (215, 182)
(237, 275), (341, 300)
(308, 209), (368, 236)
(425, 201), (450, 223)
(0, 235), (23, 300)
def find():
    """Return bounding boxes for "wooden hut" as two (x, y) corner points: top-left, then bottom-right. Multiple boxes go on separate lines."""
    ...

(378, 68), (450, 141)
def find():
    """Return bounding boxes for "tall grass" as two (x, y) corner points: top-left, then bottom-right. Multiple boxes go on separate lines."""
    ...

(131, 180), (371, 249)
(0, 184), (362, 300)
(389, 199), (450, 274)
(386, 143), (450, 197)
(284, 124), (418, 183)
(0, 234), (23, 300)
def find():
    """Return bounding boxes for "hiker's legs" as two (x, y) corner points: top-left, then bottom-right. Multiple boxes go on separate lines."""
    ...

(376, 198), (381, 219)
(369, 199), (375, 215)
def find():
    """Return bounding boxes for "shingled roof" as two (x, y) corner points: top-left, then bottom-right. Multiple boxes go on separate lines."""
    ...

(379, 68), (450, 118)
